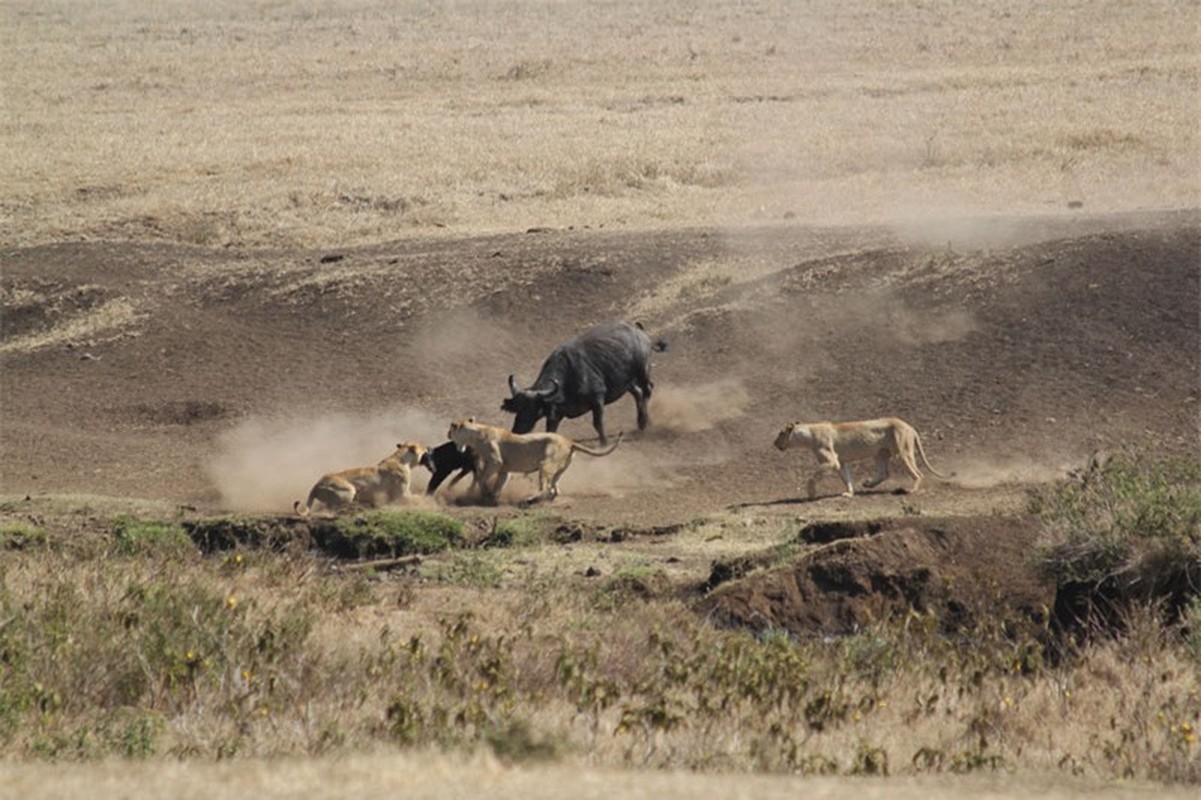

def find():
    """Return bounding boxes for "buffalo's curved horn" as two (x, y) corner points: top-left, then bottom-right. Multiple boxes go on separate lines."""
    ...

(508, 374), (521, 398)
(533, 379), (559, 399)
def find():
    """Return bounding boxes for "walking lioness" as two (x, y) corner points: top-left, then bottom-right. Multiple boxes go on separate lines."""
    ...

(774, 417), (950, 499)
(293, 441), (428, 516)
(447, 417), (623, 505)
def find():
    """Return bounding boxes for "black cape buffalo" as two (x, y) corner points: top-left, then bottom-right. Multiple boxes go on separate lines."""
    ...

(502, 320), (667, 445)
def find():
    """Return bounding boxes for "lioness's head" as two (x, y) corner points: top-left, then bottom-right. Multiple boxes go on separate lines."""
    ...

(448, 418), (476, 452)
(774, 423), (798, 452)
(394, 441), (428, 467)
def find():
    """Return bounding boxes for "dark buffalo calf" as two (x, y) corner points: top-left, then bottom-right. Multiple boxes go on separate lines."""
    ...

(424, 440), (479, 495)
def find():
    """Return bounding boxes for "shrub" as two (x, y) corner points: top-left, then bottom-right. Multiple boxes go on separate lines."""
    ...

(112, 517), (193, 556)
(0, 522), (47, 550)
(432, 552), (506, 588)
(312, 509), (464, 559)
(483, 513), (561, 548)
(597, 566), (670, 609)
(1031, 451), (1201, 627)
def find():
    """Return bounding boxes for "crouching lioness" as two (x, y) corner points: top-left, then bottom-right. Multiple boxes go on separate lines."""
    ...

(294, 441), (429, 516)
(773, 417), (950, 499)
(447, 417), (622, 505)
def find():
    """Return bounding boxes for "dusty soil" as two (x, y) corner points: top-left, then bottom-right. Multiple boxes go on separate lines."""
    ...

(1, 210), (1199, 635)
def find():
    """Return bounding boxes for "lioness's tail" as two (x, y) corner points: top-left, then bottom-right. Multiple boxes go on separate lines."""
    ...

(914, 432), (952, 480)
(293, 496), (313, 517)
(571, 431), (625, 457)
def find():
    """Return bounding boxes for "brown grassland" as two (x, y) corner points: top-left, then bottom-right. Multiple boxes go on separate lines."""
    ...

(1, 1), (1200, 798)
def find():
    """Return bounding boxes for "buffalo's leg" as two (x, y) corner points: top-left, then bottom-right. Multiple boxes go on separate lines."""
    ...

(590, 400), (608, 445)
(630, 385), (649, 431)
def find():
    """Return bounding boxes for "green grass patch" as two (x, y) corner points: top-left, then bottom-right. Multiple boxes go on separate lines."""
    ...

(312, 509), (464, 559)
(431, 552), (505, 588)
(1030, 451), (1201, 628)
(112, 517), (193, 556)
(0, 522), (47, 550)
(484, 512), (563, 548)
(1031, 452), (1201, 583)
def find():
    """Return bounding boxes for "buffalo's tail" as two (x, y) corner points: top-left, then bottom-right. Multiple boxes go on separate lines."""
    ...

(634, 320), (669, 352)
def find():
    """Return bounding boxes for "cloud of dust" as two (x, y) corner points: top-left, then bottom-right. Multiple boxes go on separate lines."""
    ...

(561, 441), (686, 499)
(460, 378), (753, 502)
(842, 290), (978, 346)
(650, 379), (751, 434)
(888, 202), (1030, 252)
(206, 406), (449, 512)
(947, 455), (1071, 489)
(409, 307), (525, 413)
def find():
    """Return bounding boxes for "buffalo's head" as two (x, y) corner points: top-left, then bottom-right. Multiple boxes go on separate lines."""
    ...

(501, 375), (559, 433)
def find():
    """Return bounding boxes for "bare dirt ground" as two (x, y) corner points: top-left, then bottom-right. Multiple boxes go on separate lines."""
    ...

(2, 211), (1197, 519)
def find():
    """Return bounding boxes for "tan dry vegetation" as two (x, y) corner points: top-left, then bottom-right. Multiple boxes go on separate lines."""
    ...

(4, 756), (1191, 800)
(0, 509), (1198, 797)
(2, 1), (1197, 250)
(0, 296), (144, 355)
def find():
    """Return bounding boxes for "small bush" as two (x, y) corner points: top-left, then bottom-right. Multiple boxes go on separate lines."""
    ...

(597, 566), (670, 609)
(313, 509), (464, 559)
(1031, 451), (1201, 627)
(484, 719), (560, 763)
(1031, 452), (1201, 575)
(0, 522), (47, 550)
(484, 513), (561, 548)
(112, 517), (193, 556)
(432, 552), (505, 588)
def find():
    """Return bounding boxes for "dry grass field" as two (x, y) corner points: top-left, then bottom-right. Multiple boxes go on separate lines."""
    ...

(1, 1), (1200, 798)
(3, 0), (1197, 249)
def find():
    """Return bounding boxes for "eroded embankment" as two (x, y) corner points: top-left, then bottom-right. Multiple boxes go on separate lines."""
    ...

(699, 516), (1056, 637)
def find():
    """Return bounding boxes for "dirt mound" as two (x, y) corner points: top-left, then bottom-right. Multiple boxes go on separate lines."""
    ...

(700, 516), (1055, 637)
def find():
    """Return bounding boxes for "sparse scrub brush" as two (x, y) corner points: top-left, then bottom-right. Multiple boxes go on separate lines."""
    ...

(1031, 451), (1201, 626)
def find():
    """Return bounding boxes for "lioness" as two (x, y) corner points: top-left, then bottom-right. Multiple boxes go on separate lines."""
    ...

(773, 417), (950, 499)
(293, 441), (429, 516)
(447, 417), (623, 505)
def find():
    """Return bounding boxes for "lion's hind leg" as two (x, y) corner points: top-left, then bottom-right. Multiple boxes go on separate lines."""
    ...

(862, 450), (891, 489)
(299, 479), (356, 516)
(897, 445), (924, 493)
(545, 456), (574, 502)
(525, 455), (571, 506)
